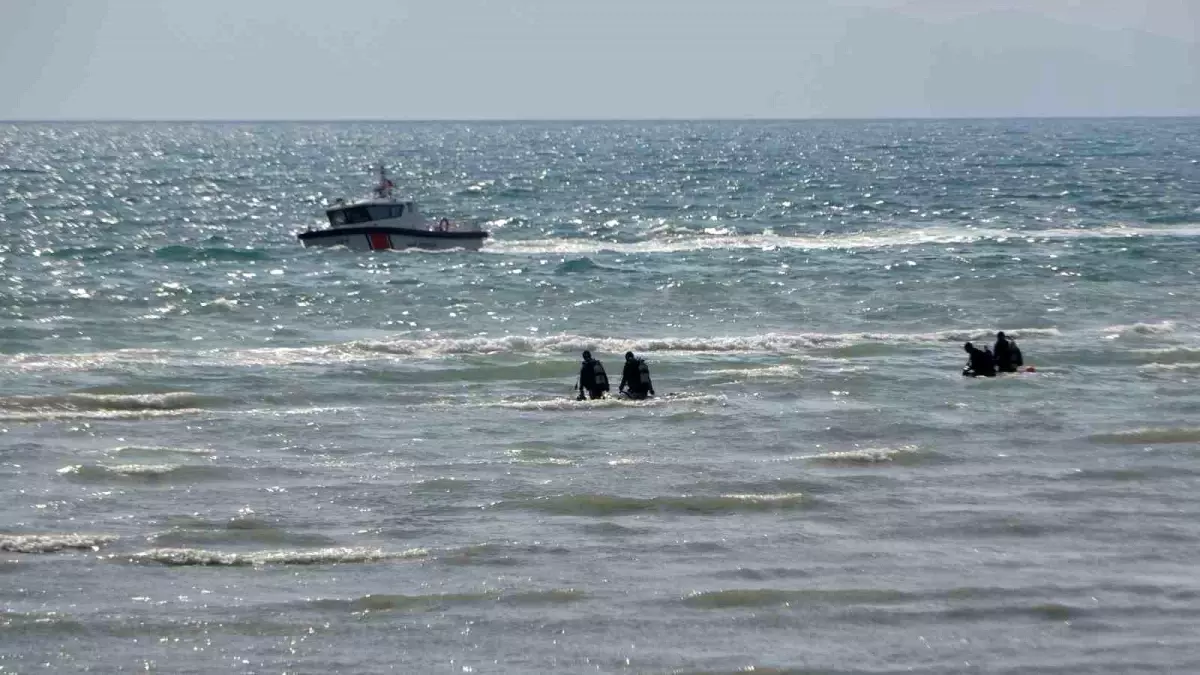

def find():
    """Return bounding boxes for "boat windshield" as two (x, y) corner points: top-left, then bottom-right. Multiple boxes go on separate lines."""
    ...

(328, 204), (405, 226)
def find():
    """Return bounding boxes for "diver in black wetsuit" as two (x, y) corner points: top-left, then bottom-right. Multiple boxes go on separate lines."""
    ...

(575, 350), (610, 400)
(619, 351), (655, 400)
(962, 342), (997, 377)
(993, 331), (1023, 373)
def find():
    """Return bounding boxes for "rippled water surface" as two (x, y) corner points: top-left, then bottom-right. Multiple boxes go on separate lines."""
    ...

(2, 120), (1200, 674)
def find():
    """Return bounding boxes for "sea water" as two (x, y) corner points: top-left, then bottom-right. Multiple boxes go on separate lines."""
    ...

(1, 119), (1199, 673)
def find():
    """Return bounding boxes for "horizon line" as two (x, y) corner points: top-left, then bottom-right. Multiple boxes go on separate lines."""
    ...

(2, 114), (1199, 124)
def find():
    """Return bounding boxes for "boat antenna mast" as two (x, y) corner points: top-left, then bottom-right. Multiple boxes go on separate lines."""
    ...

(374, 164), (394, 199)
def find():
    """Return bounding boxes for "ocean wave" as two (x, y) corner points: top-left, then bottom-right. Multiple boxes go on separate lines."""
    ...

(1060, 468), (1160, 482)
(0, 391), (210, 422)
(107, 445), (217, 458)
(802, 445), (925, 465)
(57, 463), (229, 482)
(504, 448), (575, 466)
(1139, 362), (1200, 373)
(438, 543), (526, 568)
(697, 364), (801, 380)
(0, 391), (205, 411)
(1103, 321), (1178, 336)
(0, 349), (177, 371)
(0, 533), (117, 553)
(1088, 428), (1200, 445)
(682, 587), (910, 609)
(305, 588), (585, 613)
(0, 329), (1062, 370)
(411, 476), (484, 492)
(0, 409), (207, 423)
(153, 244), (268, 262)
(491, 392), (725, 411)
(486, 224), (1200, 256)
(553, 257), (608, 274)
(148, 522), (340, 549)
(497, 492), (809, 516)
(1132, 347), (1200, 365)
(717, 492), (807, 503)
(125, 546), (429, 566)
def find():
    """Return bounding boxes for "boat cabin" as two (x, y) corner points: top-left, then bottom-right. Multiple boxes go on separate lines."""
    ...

(326, 201), (417, 227)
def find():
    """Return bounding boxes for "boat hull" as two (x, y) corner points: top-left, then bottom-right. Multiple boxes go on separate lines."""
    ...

(298, 226), (488, 252)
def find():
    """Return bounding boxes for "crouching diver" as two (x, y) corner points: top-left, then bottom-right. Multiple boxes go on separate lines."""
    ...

(575, 350), (610, 400)
(619, 351), (656, 400)
(962, 342), (997, 377)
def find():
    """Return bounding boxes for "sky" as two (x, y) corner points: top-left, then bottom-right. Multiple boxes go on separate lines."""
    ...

(1, 0), (1198, 120)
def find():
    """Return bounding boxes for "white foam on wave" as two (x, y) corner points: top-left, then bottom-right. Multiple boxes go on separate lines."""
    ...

(1131, 346), (1200, 365)
(0, 408), (207, 422)
(0, 391), (201, 411)
(805, 446), (919, 463)
(492, 392), (725, 411)
(0, 391), (208, 422)
(57, 463), (180, 477)
(607, 457), (644, 466)
(67, 392), (200, 409)
(1089, 428), (1200, 445)
(1103, 321), (1179, 337)
(108, 445), (216, 457)
(1139, 362), (1200, 373)
(0, 328), (1063, 372)
(697, 364), (801, 379)
(126, 546), (429, 566)
(718, 492), (806, 503)
(0, 533), (117, 553)
(761, 445), (921, 464)
(486, 223), (1200, 256)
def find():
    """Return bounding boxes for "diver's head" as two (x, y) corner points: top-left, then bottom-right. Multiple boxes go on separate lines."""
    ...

(625, 351), (635, 361)
(582, 350), (592, 361)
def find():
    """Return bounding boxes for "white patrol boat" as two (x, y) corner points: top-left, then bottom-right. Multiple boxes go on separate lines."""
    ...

(297, 166), (489, 251)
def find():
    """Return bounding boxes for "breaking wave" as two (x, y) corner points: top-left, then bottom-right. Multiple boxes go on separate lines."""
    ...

(0, 329), (1062, 370)
(1102, 321), (1178, 337)
(496, 492), (809, 517)
(1088, 428), (1200, 445)
(1132, 347), (1200, 365)
(1139, 362), (1200, 373)
(0, 392), (210, 422)
(0, 533), (117, 553)
(0, 392), (204, 411)
(305, 588), (585, 613)
(697, 364), (801, 380)
(491, 393), (724, 411)
(801, 445), (925, 465)
(107, 445), (217, 458)
(125, 546), (429, 566)
(682, 587), (910, 609)
(0, 409), (207, 422)
(57, 463), (229, 482)
(504, 448), (575, 466)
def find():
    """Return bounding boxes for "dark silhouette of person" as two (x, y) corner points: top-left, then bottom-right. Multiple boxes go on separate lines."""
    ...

(619, 351), (655, 400)
(576, 351), (610, 400)
(993, 331), (1020, 373)
(963, 342), (997, 377)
